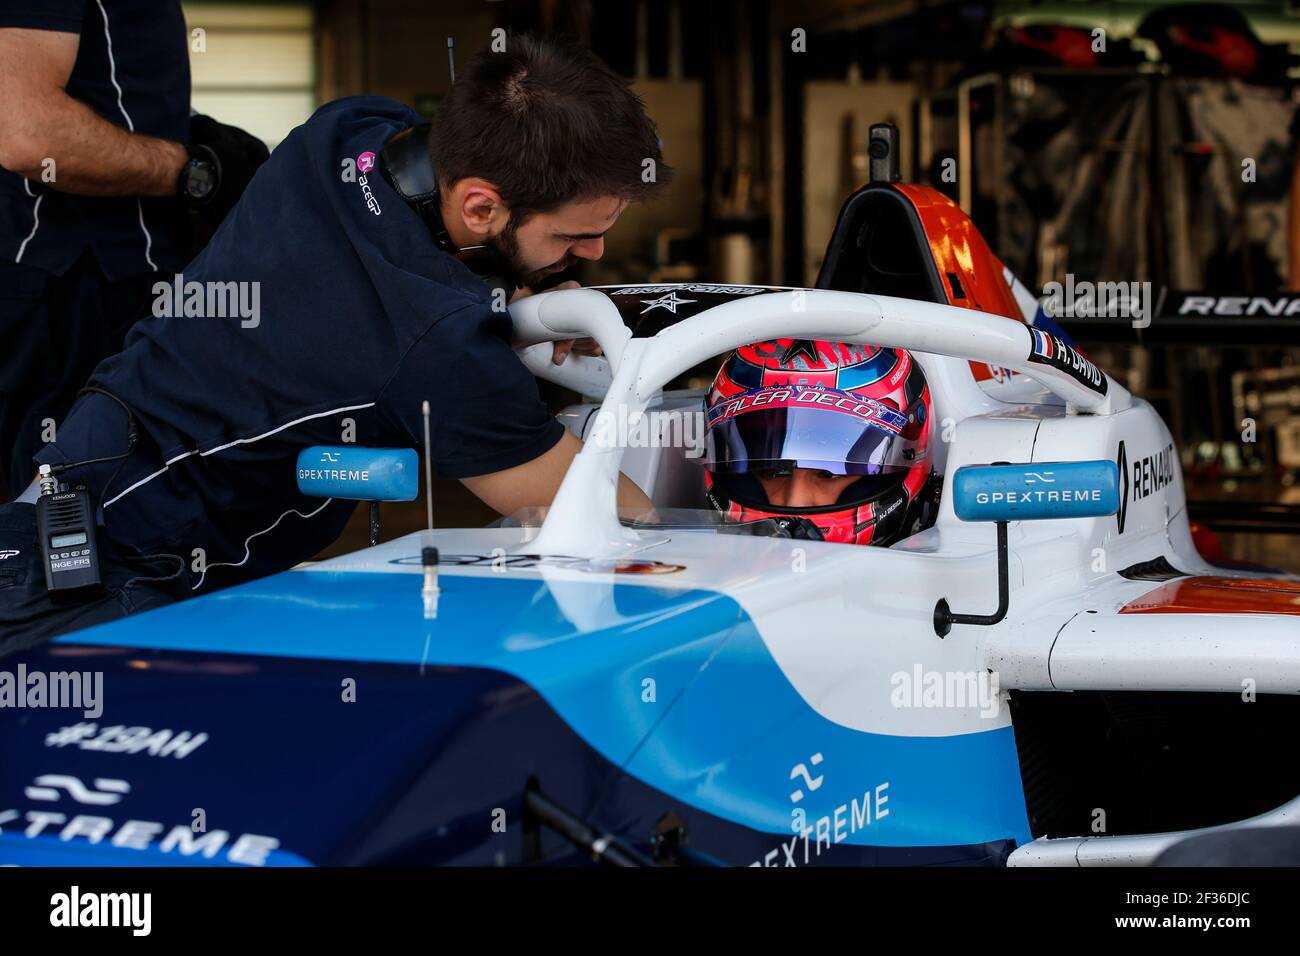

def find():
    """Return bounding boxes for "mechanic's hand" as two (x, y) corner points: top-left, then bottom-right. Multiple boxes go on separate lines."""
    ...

(187, 113), (271, 225)
(509, 281), (601, 365)
(551, 336), (603, 366)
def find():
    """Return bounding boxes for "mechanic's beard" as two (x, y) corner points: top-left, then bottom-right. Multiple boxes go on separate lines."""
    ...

(493, 221), (579, 289)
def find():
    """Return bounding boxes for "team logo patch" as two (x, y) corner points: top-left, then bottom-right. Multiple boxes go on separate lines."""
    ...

(356, 151), (376, 173)
(1116, 440), (1129, 533)
(640, 291), (697, 315)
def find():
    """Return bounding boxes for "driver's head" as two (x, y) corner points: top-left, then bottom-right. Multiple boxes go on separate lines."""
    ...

(430, 34), (673, 286)
(701, 339), (936, 545)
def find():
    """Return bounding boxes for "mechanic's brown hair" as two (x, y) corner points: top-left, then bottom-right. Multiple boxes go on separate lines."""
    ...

(429, 34), (673, 221)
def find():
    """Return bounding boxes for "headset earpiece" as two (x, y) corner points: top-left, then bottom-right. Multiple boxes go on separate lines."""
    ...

(380, 124), (453, 251)
(380, 124), (520, 296)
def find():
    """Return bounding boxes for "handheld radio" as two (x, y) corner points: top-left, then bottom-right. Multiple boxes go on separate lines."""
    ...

(33, 386), (138, 600)
(35, 465), (102, 599)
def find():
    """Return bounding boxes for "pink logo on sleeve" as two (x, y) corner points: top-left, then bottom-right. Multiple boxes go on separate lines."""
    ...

(357, 151), (377, 173)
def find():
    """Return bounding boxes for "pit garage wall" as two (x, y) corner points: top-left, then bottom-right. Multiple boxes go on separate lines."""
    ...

(599, 81), (705, 282)
(802, 79), (914, 284)
(182, 3), (317, 150)
(315, 1), (495, 111)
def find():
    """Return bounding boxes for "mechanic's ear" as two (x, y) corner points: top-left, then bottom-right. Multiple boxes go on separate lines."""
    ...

(454, 179), (507, 239)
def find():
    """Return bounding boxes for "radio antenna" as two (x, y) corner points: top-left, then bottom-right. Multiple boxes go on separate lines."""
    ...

(422, 400), (434, 532)
(421, 400), (439, 619)
(447, 36), (456, 84)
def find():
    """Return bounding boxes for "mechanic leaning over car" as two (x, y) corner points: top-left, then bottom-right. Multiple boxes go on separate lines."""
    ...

(699, 338), (941, 545)
(0, 1), (269, 498)
(0, 34), (670, 656)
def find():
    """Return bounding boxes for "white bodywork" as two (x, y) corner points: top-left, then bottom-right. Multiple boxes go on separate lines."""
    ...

(1007, 794), (1300, 866)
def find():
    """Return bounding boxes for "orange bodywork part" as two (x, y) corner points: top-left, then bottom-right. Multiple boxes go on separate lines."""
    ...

(894, 184), (1026, 381)
(1188, 520), (1231, 564)
(1120, 576), (1300, 616)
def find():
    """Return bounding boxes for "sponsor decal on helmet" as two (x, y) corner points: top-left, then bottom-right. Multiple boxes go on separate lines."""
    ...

(706, 385), (908, 433)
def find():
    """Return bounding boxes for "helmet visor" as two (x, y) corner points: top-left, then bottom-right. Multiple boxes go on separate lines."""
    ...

(701, 385), (917, 476)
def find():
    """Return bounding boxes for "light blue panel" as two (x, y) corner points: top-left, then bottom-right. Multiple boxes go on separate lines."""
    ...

(954, 460), (1118, 522)
(622, 616), (1033, 851)
(295, 446), (418, 501)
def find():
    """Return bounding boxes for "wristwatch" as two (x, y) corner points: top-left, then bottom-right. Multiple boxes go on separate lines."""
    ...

(179, 145), (220, 203)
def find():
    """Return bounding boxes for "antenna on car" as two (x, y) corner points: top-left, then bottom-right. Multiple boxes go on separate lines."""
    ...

(421, 400), (439, 620)
(447, 36), (456, 84)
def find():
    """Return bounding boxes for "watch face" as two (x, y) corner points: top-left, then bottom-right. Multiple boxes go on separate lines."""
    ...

(186, 161), (217, 200)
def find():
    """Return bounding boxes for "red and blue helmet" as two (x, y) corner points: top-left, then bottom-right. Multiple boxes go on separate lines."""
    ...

(700, 339), (934, 546)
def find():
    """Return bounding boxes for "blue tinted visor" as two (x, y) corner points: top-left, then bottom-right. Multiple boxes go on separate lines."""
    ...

(701, 386), (918, 477)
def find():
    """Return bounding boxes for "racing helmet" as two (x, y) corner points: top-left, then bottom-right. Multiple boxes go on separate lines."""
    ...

(700, 339), (935, 545)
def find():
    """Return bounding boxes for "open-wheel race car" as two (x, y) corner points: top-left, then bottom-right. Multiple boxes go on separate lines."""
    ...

(2, 174), (1298, 868)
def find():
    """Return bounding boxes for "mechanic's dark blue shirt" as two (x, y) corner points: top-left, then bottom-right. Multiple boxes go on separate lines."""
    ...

(0, 1), (190, 278)
(37, 96), (565, 592)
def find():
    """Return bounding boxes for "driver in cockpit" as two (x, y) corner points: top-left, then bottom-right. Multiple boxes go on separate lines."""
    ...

(699, 338), (939, 545)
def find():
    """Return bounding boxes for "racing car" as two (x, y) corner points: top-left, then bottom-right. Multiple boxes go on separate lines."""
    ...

(2, 170), (1298, 868)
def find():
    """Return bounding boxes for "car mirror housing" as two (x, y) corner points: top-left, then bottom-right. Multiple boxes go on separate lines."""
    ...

(952, 460), (1120, 523)
(936, 460), (1119, 637)
(295, 446), (418, 502)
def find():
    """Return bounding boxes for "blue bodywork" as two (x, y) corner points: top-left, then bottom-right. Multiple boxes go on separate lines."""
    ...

(0, 566), (1033, 866)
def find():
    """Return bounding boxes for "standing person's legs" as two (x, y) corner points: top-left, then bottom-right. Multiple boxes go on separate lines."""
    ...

(0, 262), (52, 499)
(0, 255), (159, 495)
